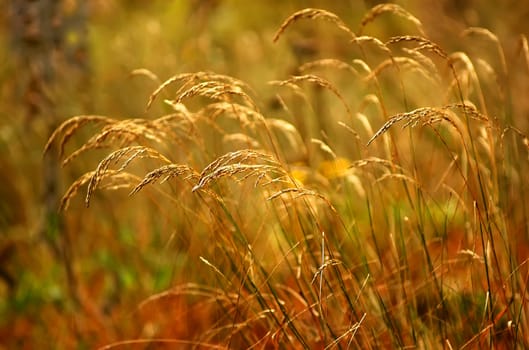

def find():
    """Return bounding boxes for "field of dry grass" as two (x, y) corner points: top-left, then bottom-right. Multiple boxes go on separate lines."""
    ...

(2, 1), (529, 349)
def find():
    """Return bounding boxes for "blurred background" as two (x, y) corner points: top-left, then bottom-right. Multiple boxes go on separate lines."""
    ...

(1, 0), (528, 348)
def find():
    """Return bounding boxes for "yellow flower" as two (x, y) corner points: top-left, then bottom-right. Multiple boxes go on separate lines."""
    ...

(318, 157), (351, 179)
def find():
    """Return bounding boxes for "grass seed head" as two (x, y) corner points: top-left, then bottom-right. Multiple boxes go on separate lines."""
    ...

(273, 8), (356, 43)
(358, 3), (426, 37)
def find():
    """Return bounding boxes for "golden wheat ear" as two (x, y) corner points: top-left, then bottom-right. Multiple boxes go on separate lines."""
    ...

(273, 8), (355, 43)
(192, 149), (286, 192)
(129, 164), (199, 196)
(366, 104), (486, 146)
(147, 71), (255, 110)
(85, 146), (170, 207)
(299, 58), (360, 76)
(358, 3), (426, 36)
(270, 74), (352, 118)
(43, 115), (116, 160)
(60, 170), (141, 211)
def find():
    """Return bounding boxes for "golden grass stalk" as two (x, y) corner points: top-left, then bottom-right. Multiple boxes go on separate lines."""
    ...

(386, 35), (448, 59)
(337, 121), (361, 141)
(366, 106), (455, 146)
(448, 51), (488, 114)
(402, 47), (441, 80)
(364, 56), (436, 84)
(520, 35), (529, 72)
(192, 149), (286, 192)
(266, 187), (332, 208)
(147, 71), (253, 109)
(129, 68), (160, 83)
(129, 164), (199, 196)
(60, 119), (167, 166)
(270, 74), (352, 117)
(350, 156), (403, 171)
(44, 115), (116, 159)
(366, 102), (489, 147)
(461, 27), (508, 78)
(60, 170), (141, 211)
(324, 313), (366, 350)
(351, 36), (391, 54)
(264, 118), (307, 160)
(86, 146), (170, 206)
(272, 8), (356, 43)
(358, 3), (425, 36)
(173, 81), (258, 111)
(311, 138), (336, 159)
(298, 58), (359, 76)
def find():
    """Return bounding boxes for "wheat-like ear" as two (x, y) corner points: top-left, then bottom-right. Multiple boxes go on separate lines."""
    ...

(350, 156), (404, 175)
(447, 103), (488, 122)
(198, 102), (266, 132)
(273, 8), (355, 43)
(402, 47), (441, 83)
(366, 106), (459, 146)
(130, 164), (199, 195)
(351, 58), (372, 76)
(359, 3), (425, 36)
(192, 149), (286, 192)
(61, 118), (175, 166)
(61, 170), (140, 211)
(86, 146), (170, 207)
(366, 103), (487, 146)
(351, 36), (391, 54)
(147, 71), (253, 109)
(129, 68), (160, 83)
(173, 80), (258, 111)
(298, 58), (359, 76)
(147, 72), (195, 108)
(364, 56), (433, 83)
(270, 74), (352, 117)
(152, 110), (200, 141)
(266, 186), (332, 205)
(61, 171), (94, 211)
(386, 36), (448, 59)
(44, 115), (116, 160)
